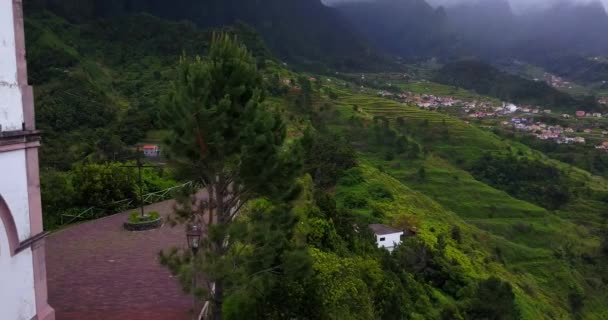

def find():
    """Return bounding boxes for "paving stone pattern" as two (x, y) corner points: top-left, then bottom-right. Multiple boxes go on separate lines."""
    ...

(46, 199), (194, 320)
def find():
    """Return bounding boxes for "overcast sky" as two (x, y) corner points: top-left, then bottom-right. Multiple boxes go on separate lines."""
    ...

(322, 0), (608, 14)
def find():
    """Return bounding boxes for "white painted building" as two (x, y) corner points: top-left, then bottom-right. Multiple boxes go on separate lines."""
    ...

(0, 1), (55, 319)
(369, 224), (404, 252)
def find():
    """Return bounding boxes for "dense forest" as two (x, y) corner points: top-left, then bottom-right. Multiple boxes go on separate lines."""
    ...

(25, 0), (386, 71)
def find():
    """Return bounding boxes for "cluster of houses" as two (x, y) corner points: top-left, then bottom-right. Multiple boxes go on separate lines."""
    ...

(378, 90), (500, 113)
(374, 86), (608, 148)
(376, 90), (559, 120)
(505, 118), (587, 144)
(572, 110), (605, 118)
(544, 73), (573, 89)
(467, 103), (548, 119)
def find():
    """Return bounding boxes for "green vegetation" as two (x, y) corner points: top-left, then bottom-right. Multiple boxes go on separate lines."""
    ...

(41, 162), (176, 229)
(128, 211), (160, 223)
(434, 60), (601, 112)
(470, 153), (572, 210)
(159, 35), (301, 319)
(26, 7), (608, 320)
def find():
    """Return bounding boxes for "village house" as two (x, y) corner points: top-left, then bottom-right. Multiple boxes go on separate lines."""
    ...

(504, 103), (518, 113)
(576, 110), (586, 117)
(141, 144), (160, 157)
(596, 141), (608, 150)
(544, 109), (552, 114)
(538, 132), (560, 140)
(574, 137), (586, 144)
(584, 129), (593, 134)
(562, 114), (571, 119)
(593, 113), (603, 118)
(369, 224), (404, 252)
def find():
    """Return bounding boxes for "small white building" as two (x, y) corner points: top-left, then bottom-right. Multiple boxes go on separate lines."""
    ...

(370, 224), (404, 252)
(503, 103), (518, 113)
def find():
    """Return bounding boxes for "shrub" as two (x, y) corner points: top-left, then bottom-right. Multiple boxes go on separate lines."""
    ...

(128, 211), (160, 223)
(339, 168), (365, 186)
(392, 214), (420, 231)
(342, 193), (368, 209)
(467, 277), (521, 320)
(451, 226), (462, 244)
(368, 184), (393, 200)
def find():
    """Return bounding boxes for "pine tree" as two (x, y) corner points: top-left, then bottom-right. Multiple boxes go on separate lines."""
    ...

(161, 34), (300, 320)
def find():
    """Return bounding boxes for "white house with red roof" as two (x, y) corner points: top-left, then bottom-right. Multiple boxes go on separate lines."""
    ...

(141, 144), (160, 157)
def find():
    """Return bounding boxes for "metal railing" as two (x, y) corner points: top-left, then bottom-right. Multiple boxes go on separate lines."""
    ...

(59, 181), (198, 226)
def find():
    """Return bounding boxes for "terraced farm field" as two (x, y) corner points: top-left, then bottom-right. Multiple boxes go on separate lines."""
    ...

(327, 90), (608, 319)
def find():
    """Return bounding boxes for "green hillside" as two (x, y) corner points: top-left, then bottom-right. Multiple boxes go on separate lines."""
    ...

(434, 60), (602, 112)
(310, 86), (608, 318)
(25, 10), (608, 319)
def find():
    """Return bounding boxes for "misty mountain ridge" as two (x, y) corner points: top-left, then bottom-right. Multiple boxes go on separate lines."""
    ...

(451, 0), (608, 56)
(29, 0), (608, 78)
(334, 0), (456, 57)
(328, 0), (608, 70)
(27, 0), (387, 71)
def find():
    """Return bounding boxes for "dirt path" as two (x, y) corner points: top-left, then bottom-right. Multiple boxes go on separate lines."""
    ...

(46, 197), (197, 320)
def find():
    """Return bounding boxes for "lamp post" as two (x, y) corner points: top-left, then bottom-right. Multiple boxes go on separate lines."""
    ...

(187, 224), (202, 320)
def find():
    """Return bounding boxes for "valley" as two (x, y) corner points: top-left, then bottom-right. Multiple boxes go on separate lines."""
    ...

(17, 1), (608, 319)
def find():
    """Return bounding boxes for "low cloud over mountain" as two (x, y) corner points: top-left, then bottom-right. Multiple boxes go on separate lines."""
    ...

(324, 0), (608, 14)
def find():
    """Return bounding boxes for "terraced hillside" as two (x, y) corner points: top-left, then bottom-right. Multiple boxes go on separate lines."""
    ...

(316, 88), (608, 318)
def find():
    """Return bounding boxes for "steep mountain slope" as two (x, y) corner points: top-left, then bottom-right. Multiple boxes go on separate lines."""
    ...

(318, 87), (608, 318)
(433, 60), (601, 111)
(26, 0), (383, 70)
(333, 0), (459, 58)
(538, 55), (608, 86)
(443, 1), (608, 65)
(25, 11), (271, 169)
(444, 0), (517, 56)
(514, 1), (608, 59)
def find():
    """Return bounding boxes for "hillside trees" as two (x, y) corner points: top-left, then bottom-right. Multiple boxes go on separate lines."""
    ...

(467, 277), (521, 320)
(41, 162), (177, 228)
(160, 34), (300, 319)
(301, 129), (357, 188)
(471, 153), (572, 209)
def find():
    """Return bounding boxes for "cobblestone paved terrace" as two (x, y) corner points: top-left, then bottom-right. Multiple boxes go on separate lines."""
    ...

(46, 199), (192, 320)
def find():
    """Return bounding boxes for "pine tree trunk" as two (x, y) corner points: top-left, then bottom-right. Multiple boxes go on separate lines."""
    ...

(213, 280), (224, 320)
(211, 176), (226, 320)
